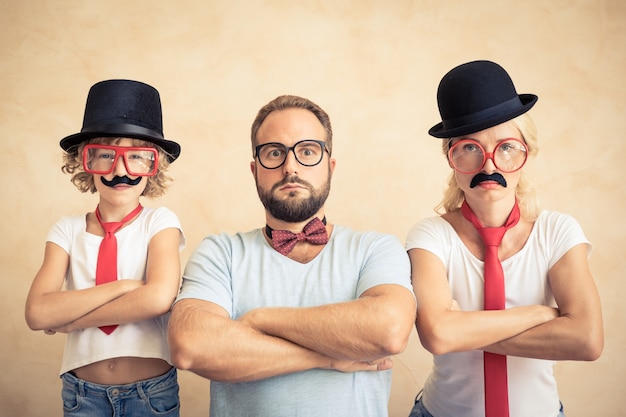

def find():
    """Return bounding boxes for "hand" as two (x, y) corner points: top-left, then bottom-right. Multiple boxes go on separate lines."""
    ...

(329, 356), (394, 373)
(45, 322), (73, 334)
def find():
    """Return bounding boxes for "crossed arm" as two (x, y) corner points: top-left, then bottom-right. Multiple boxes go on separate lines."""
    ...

(409, 243), (603, 361)
(167, 284), (416, 383)
(25, 228), (182, 333)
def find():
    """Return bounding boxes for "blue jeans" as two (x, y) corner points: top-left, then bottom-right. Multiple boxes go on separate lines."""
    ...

(408, 391), (567, 417)
(61, 367), (179, 417)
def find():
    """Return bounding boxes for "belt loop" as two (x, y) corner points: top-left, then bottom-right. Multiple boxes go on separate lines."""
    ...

(137, 381), (147, 400)
(78, 378), (86, 397)
(414, 389), (423, 404)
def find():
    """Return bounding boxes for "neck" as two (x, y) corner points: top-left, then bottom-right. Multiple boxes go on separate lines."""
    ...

(265, 209), (327, 233)
(463, 196), (517, 228)
(266, 216), (327, 238)
(96, 200), (142, 223)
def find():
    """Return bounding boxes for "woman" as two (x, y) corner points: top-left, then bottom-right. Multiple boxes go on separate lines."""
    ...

(406, 60), (603, 417)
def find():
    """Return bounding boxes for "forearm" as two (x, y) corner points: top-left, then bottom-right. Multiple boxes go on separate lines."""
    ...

(168, 301), (333, 382)
(484, 314), (603, 360)
(26, 280), (138, 331)
(62, 281), (173, 331)
(241, 286), (416, 361)
(489, 244), (603, 361)
(418, 304), (558, 355)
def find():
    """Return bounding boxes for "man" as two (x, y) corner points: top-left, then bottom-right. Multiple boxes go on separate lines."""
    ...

(168, 95), (416, 417)
(406, 60), (603, 417)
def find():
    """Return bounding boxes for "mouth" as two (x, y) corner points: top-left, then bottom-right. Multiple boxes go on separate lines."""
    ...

(280, 183), (305, 191)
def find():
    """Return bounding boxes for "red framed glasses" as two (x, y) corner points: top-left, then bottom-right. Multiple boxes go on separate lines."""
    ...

(82, 144), (158, 176)
(448, 138), (528, 175)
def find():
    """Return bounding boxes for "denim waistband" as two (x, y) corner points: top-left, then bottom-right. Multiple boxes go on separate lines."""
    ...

(61, 366), (177, 399)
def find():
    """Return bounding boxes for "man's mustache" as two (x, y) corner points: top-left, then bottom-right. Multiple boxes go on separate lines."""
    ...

(100, 175), (142, 187)
(470, 173), (507, 188)
(272, 175), (312, 191)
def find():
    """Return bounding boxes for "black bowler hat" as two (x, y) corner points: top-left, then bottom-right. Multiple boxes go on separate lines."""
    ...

(59, 79), (181, 162)
(428, 60), (538, 138)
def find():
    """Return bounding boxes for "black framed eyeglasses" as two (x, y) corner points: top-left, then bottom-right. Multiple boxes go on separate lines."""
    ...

(254, 139), (329, 169)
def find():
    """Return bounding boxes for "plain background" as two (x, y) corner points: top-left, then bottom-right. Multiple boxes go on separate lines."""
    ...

(2, 1), (624, 416)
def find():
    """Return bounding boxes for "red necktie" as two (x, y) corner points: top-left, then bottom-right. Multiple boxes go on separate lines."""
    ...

(94, 204), (143, 334)
(461, 199), (520, 417)
(269, 217), (329, 256)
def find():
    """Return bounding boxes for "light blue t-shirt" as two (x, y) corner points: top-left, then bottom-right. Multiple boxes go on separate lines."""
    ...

(177, 225), (412, 417)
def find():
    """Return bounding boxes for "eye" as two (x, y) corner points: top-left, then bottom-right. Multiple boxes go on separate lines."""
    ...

(462, 142), (481, 153)
(499, 143), (513, 152)
(299, 146), (319, 157)
(261, 145), (286, 160)
(498, 140), (525, 154)
(97, 151), (115, 160)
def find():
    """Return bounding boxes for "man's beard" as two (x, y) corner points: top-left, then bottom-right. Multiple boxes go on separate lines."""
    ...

(256, 173), (331, 223)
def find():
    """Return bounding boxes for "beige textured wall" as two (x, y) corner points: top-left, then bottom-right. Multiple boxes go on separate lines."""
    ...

(2, 1), (624, 416)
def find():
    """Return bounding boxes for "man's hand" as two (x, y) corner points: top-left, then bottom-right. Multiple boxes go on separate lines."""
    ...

(328, 357), (394, 373)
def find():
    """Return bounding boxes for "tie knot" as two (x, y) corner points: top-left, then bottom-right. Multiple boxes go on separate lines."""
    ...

(478, 227), (507, 247)
(101, 221), (123, 235)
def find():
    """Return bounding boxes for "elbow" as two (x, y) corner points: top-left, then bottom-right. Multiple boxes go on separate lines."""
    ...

(150, 291), (178, 317)
(381, 327), (411, 355)
(377, 317), (414, 356)
(421, 338), (450, 356)
(580, 331), (604, 361)
(169, 346), (193, 371)
(25, 306), (46, 331)
(168, 329), (198, 371)
(417, 327), (455, 356)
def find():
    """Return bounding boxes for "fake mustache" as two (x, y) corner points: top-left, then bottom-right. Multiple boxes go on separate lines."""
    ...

(100, 175), (142, 187)
(470, 173), (507, 188)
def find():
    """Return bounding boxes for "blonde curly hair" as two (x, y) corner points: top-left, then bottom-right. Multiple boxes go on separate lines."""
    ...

(61, 137), (173, 198)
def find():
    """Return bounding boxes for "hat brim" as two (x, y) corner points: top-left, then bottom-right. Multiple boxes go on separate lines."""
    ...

(428, 94), (538, 138)
(60, 126), (180, 163)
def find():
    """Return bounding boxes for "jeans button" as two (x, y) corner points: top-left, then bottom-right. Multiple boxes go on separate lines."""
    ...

(110, 388), (120, 396)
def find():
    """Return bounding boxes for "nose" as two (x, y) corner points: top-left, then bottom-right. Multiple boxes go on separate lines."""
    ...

(282, 148), (299, 175)
(112, 154), (129, 176)
(481, 151), (498, 173)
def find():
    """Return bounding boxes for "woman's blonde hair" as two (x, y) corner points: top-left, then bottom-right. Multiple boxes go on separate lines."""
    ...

(435, 112), (541, 221)
(61, 137), (172, 198)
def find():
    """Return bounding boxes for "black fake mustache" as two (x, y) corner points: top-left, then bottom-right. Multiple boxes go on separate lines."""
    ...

(100, 175), (142, 187)
(470, 173), (507, 188)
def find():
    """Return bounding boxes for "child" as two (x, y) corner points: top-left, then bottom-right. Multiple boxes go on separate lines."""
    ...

(26, 79), (185, 417)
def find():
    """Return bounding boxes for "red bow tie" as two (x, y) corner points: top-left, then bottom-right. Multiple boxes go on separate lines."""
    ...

(269, 217), (329, 256)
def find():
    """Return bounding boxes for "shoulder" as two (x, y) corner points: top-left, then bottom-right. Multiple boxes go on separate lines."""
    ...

(48, 213), (86, 235)
(406, 216), (453, 249)
(141, 206), (179, 222)
(332, 224), (403, 248)
(192, 229), (265, 256)
(535, 210), (587, 237)
(533, 210), (591, 257)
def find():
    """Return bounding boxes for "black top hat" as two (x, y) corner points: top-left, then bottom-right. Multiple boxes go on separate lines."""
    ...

(60, 79), (181, 162)
(428, 60), (538, 138)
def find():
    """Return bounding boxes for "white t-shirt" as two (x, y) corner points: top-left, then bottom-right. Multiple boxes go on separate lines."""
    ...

(46, 206), (185, 375)
(405, 210), (591, 417)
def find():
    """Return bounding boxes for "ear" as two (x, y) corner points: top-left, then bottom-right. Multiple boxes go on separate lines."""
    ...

(329, 157), (336, 176)
(250, 160), (256, 176)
